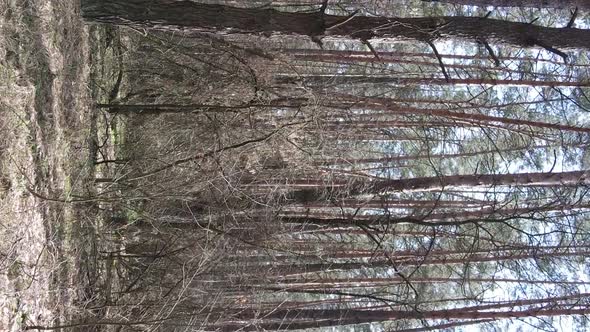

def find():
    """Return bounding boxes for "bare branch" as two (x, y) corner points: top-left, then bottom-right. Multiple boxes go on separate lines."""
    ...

(362, 39), (382, 62)
(567, 7), (579, 28)
(481, 40), (500, 67)
(427, 40), (450, 82)
(532, 38), (568, 63)
(319, 0), (328, 14)
(325, 9), (359, 31)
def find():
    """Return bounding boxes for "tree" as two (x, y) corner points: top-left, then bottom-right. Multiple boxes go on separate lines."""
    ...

(83, 0), (590, 58)
(423, 0), (590, 10)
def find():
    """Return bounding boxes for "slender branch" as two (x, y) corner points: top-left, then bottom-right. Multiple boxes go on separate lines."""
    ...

(325, 9), (359, 31)
(531, 38), (568, 63)
(481, 40), (500, 67)
(548, 150), (557, 173)
(427, 40), (450, 82)
(567, 7), (578, 28)
(355, 221), (417, 289)
(319, 0), (328, 14)
(362, 39), (381, 62)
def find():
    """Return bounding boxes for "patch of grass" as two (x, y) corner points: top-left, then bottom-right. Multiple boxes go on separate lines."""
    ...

(124, 207), (142, 224)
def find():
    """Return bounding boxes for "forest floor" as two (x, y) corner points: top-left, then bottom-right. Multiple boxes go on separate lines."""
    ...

(0, 0), (115, 330)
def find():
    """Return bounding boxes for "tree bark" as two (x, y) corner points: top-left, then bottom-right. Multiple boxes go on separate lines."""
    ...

(209, 305), (590, 331)
(370, 170), (590, 192)
(283, 170), (590, 198)
(269, 276), (590, 288)
(82, 0), (590, 50)
(424, 0), (590, 10)
(286, 49), (589, 67)
(276, 75), (590, 87)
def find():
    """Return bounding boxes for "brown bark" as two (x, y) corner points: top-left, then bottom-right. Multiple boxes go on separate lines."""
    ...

(270, 276), (590, 288)
(424, 0), (590, 9)
(210, 305), (590, 331)
(267, 250), (590, 276)
(393, 319), (494, 332)
(286, 49), (590, 67)
(289, 53), (572, 79)
(237, 243), (590, 262)
(314, 144), (556, 166)
(276, 75), (590, 87)
(82, 1), (590, 50)
(322, 112), (590, 134)
(282, 170), (590, 198)
(280, 202), (590, 227)
(371, 170), (590, 192)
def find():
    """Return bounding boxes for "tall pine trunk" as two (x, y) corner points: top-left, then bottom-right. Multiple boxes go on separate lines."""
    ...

(284, 170), (590, 199)
(82, 0), (590, 50)
(208, 305), (590, 331)
(424, 0), (590, 9)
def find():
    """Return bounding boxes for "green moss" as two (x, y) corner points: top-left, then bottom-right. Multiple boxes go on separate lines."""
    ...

(124, 207), (142, 224)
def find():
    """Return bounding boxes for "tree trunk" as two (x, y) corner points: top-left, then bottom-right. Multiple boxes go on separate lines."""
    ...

(424, 0), (590, 10)
(370, 170), (590, 192)
(82, 0), (590, 51)
(270, 276), (590, 288)
(286, 49), (589, 67)
(276, 75), (590, 87)
(209, 305), (590, 331)
(283, 170), (590, 199)
(314, 144), (556, 166)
